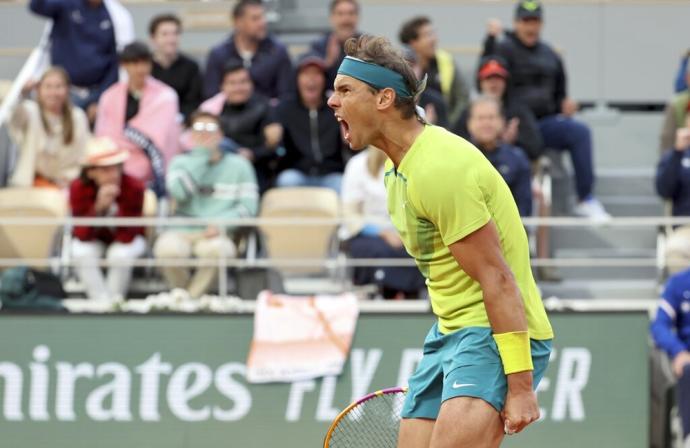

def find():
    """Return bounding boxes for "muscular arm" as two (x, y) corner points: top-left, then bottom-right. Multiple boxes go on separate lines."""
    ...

(448, 220), (528, 335)
(448, 221), (538, 433)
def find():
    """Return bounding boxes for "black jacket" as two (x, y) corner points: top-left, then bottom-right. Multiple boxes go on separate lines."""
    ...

(656, 148), (690, 217)
(152, 53), (203, 121)
(219, 93), (277, 163)
(483, 32), (567, 119)
(276, 94), (346, 176)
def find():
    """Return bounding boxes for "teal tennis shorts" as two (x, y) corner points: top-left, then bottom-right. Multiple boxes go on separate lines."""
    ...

(401, 325), (552, 419)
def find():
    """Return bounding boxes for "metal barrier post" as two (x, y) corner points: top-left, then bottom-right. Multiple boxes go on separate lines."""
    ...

(218, 223), (228, 299)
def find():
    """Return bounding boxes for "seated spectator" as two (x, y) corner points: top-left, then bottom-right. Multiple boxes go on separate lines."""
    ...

(483, 1), (609, 220)
(452, 56), (543, 161)
(675, 50), (690, 93)
(661, 64), (690, 153)
(95, 42), (180, 198)
(200, 62), (282, 193)
(341, 148), (425, 299)
(467, 97), (532, 217)
(8, 67), (89, 189)
(154, 112), (258, 299)
(650, 268), (690, 445)
(149, 14), (203, 122)
(70, 137), (146, 302)
(29, 0), (134, 121)
(402, 48), (448, 127)
(204, 0), (292, 100)
(656, 117), (690, 271)
(308, 0), (361, 89)
(399, 16), (470, 125)
(275, 56), (346, 193)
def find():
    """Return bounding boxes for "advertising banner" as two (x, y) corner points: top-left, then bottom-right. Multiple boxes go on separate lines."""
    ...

(0, 311), (649, 447)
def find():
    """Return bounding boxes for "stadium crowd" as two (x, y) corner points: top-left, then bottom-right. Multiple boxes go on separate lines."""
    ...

(2, 0), (690, 442)
(10, 0), (621, 298)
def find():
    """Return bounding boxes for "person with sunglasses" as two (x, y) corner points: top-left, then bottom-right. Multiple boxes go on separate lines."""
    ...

(153, 111), (259, 299)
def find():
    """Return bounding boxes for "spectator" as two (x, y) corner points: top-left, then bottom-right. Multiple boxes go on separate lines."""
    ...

(200, 62), (282, 193)
(466, 97), (532, 217)
(308, 0), (361, 89)
(203, 0), (292, 100)
(154, 112), (258, 299)
(8, 67), (89, 189)
(95, 42), (181, 198)
(650, 268), (690, 444)
(149, 13), (203, 122)
(275, 56), (346, 193)
(402, 48), (448, 127)
(483, 1), (609, 220)
(70, 137), (146, 302)
(399, 16), (470, 125)
(452, 56), (543, 161)
(656, 116), (690, 272)
(661, 64), (690, 153)
(674, 50), (690, 93)
(341, 148), (425, 299)
(29, 0), (134, 121)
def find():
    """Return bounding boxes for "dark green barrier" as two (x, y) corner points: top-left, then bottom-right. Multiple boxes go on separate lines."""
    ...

(0, 311), (648, 447)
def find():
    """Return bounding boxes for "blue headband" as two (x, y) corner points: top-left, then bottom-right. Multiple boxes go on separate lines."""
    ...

(337, 56), (413, 98)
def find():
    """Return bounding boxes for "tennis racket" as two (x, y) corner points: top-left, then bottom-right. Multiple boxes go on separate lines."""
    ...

(323, 386), (408, 448)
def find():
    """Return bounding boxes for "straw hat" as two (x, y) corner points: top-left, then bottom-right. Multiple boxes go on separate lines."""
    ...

(82, 137), (129, 167)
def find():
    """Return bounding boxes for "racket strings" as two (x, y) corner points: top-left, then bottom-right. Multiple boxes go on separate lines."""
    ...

(327, 391), (407, 448)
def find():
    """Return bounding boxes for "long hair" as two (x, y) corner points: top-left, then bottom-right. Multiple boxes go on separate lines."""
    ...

(37, 66), (75, 145)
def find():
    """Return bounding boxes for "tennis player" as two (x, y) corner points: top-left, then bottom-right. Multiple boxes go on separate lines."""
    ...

(328, 35), (553, 448)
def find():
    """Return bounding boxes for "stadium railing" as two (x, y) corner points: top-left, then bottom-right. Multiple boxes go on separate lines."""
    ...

(0, 214), (687, 299)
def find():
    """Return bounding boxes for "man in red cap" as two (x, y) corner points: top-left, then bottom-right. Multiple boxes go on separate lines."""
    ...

(452, 56), (543, 162)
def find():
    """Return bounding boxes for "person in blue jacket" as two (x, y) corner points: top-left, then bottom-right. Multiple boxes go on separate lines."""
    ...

(657, 118), (690, 218)
(674, 51), (689, 93)
(467, 96), (533, 217)
(29, 0), (134, 119)
(651, 268), (690, 444)
(203, 0), (292, 101)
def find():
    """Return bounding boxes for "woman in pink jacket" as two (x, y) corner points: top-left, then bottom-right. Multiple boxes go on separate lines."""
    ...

(95, 41), (180, 197)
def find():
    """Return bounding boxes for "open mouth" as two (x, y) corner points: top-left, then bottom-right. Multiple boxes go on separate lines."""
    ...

(336, 116), (351, 143)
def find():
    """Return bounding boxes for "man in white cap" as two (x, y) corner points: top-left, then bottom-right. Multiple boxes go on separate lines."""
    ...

(69, 136), (146, 302)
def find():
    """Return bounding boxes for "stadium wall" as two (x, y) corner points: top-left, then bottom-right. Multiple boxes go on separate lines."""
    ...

(0, 0), (685, 105)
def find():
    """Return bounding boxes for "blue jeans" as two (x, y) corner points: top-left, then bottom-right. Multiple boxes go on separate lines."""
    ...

(276, 169), (342, 194)
(539, 115), (595, 200)
(70, 85), (100, 110)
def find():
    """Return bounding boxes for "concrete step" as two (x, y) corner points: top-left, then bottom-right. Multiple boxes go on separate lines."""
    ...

(598, 195), (665, 217)
(549, 225), (658, 251)
(539, 278), (659, 300)
(595, 169), (657, 196)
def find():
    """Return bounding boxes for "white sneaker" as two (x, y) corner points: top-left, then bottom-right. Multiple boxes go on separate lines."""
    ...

(574, 197), (611, 221)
